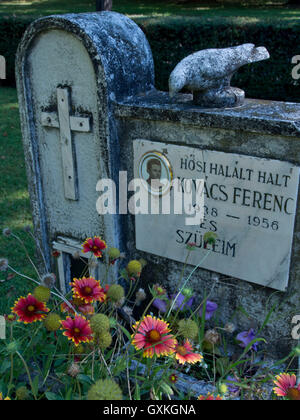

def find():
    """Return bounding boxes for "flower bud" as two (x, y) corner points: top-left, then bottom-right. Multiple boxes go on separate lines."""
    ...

(203, 231), (218, 246)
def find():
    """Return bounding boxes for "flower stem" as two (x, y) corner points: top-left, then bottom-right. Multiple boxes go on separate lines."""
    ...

(16, 351), (37, 400)
(167, 250), (212, 317)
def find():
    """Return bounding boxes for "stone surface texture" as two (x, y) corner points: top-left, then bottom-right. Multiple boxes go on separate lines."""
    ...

(115, 91), (300, 359)
(169, 44), (270, 108)
(133, 139), (299, 292)
(16, 11), (154, 271)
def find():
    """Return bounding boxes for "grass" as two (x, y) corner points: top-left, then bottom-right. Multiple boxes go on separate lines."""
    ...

(0, 0), (300, 24)
(0, 87), (36, 314)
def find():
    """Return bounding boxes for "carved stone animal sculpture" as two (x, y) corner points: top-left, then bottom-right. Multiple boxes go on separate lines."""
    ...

(169, 44), (270, 108)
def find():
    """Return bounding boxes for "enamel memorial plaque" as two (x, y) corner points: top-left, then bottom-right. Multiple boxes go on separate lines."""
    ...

(134, 139), (300, 291)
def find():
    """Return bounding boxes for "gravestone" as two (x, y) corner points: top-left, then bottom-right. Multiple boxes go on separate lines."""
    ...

(118, 94), (300, 357)
(17, 12), (300, 357)
(133, 140), (299, 292)
(16, 12), (154, 291)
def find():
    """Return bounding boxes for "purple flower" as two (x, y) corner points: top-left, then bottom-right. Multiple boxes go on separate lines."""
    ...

(153, 298), (167, 313)
(236, 329), (259, 352)
(171, 292), (194, 311)
(226, 376), (239, 394)
(199, 300), (218, 320)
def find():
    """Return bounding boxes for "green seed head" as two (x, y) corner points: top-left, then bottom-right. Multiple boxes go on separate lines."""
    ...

(107, 284), (125, 303)
(127, 260), (142, 276)
(97, 331), (112, 350)
(108, 248), (121, 260)
(33, 285), (51, 303)
(16, 386), (29, 400)
(44, 313), (61, 332)
(87, 379), (123, 400)
(177, 319), (199, 340)
(6, 341), (19, 354)
(90, 314), (110, 335)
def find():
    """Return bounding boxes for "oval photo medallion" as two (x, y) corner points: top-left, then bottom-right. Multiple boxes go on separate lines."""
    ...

(138, 151), (173, 196)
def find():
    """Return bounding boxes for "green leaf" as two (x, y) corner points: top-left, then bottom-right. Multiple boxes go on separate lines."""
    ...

(134, 384), (141, 400)
(32, 375), (40, 397)
(113, 358), (127, 376)
(120, 268), (129, 281)
(118, 324), (132, 341)
(45, 391), (63, 400)
(0, 359), (11, 374)
(160, 382), (174, 397)
(77, 374), (93, 385)
(65, 387), (73, 400)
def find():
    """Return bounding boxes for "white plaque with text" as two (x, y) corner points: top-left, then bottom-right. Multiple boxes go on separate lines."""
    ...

(134, 139), (300, 291)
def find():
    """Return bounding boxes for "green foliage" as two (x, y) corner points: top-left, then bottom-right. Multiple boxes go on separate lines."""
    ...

(1, 13), (300, 101)
(139, 17), (300, 102)
(0, 17), (33, 87)
(0, 88), (36, 315)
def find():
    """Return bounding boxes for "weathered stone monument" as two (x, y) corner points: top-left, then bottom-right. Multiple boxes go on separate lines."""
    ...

(16, 11), (300, 356)
(16, 12), (154, 292)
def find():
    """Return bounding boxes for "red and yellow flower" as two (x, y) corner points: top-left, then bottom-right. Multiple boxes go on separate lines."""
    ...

(60, 300), (77, 315)
(198, 393), (223, 400)
(131, 315), (176, 358)
(169, 373), (178, 384)
(60, 315), (93, 346)
(82, 236), (107, 258)
(174, 339), (203, 365)
(0, 393), (11, 400)
(273, 373), (300, 400)
(78, 303), (95, 315)
(12, 294), (49, 324)
(70, 277), (106, 304)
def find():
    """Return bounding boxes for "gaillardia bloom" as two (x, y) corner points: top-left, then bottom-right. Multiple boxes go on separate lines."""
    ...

(82, 236), (107, 258)
(71, 277), (106, 304)
(131, 315), (176, 358)
(0, 393), (10, 400)
(169, 373), (178, 384)
(61, 315), (93, 346)
(12, 294), (49, 324)
(198, 393), (223, 400)
(175, 339), (203, 365)
(273, 373), (300, 400)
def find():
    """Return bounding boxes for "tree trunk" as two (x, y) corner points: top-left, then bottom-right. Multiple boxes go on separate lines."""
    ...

(96, 0), (112, 11)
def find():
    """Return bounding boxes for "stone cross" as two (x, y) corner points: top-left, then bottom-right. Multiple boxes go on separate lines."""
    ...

(41, 88), (91, 200)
